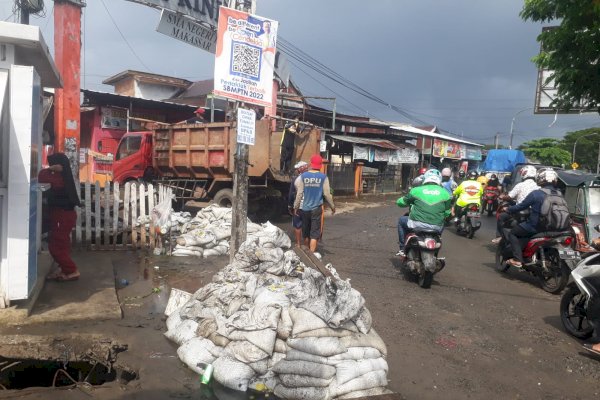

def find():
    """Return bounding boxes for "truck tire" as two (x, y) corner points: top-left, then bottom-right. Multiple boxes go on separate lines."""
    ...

(213, 188), (234, 208)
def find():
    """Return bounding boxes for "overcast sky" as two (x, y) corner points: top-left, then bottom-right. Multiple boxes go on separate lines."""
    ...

(2, 0), (598, 146)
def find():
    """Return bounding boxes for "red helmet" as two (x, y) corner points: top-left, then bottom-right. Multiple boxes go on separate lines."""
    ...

(418, 167), (428, 175)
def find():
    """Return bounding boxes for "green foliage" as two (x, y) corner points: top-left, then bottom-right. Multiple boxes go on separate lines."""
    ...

(560, 128), (600, 170)
(520, 0), (600, 112)
(518, 138), (571, 166)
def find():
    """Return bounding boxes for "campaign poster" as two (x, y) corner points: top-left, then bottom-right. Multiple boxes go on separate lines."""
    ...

(213, 7), (278, 107)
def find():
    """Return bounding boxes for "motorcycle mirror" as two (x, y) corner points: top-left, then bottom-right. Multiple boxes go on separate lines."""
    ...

(595, 224), (600, 233)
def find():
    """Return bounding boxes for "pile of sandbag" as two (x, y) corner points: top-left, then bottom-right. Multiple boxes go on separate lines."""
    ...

(164, 228), (390, 399)
(172, 205), (290, 258)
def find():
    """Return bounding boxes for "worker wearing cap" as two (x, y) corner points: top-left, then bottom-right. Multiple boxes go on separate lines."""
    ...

(293, 155), (335, 252)
(183, 107), (206, 124)
(288, 161), (309, 247)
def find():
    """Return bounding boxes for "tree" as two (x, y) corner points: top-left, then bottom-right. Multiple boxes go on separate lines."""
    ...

(518, 138), (571, 166)
(560, 128), (600, 171)
(520, 1), (600, 112)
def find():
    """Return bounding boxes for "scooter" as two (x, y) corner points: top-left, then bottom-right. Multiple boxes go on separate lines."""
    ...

(482, 186), (500, 217)
(560, 225), (600, 339)
(496, 228), (580, 294)
(455, 203), (481, 239)
(401, 229), (445, 289)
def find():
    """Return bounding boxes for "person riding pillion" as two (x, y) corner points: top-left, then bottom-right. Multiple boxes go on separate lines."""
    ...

(441, 167), (457, 194)
(452, 170), (483, 218)
(396, 169), (453, 257)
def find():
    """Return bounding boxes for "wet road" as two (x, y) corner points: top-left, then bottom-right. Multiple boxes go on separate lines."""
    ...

(320, 202), (600, 399)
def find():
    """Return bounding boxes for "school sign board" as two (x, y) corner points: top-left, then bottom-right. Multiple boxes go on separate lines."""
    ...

(126, 0), (235, 28)
(213, 7), (278, 107)
(156, 9), (217, 53)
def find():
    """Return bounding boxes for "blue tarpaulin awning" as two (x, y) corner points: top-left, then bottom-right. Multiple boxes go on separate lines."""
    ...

(481, 150), (527, 172)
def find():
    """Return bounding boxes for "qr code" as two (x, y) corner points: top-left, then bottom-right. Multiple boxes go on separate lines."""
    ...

(231, 41), (262, 80)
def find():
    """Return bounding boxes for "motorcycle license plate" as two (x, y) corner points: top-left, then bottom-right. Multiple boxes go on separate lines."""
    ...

(467, 212), (480, 218)
(558, 249), (580, 260)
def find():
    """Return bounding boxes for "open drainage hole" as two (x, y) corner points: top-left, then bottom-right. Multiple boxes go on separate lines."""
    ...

(0, 359), (138, 390)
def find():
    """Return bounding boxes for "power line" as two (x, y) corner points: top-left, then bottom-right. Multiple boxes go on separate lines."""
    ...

(99, 0), (152, 72)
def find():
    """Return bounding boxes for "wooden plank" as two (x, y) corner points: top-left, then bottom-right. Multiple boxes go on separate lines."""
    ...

(139, 183), (146, 247)
(94, 181), (101, 250)
(104, 183), (110, 249)
(293, 246), (339, 285)
(148, 184), (155, 249)
(123, 182), (130, 247)
(85, 181), (91, 248)
(131, 182), (138, 248)
(113, 182), (119, 250)
(75, 183), (82, 247)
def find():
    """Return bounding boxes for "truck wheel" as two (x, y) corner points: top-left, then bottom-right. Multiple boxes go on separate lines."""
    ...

(213, 188), (234, 208)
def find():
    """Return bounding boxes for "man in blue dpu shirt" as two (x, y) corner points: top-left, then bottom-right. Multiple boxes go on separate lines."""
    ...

(293, 154), (336, 252)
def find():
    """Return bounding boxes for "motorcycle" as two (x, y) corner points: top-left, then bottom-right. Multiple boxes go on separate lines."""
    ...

(401, 229), (445, 289)
(482, 186), (500, 217)
(495, 228), (580, 294)
(560, 226), (600, 339)
(455, 203), (481, 239)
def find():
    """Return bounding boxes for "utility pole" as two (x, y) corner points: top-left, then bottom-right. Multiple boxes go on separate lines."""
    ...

(494, 133), (499, 149)
(19, 3), (29, 24)
(597, 142), (600, 174)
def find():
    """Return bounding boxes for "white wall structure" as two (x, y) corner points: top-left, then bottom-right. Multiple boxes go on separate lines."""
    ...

(0, 22), (61, 305)
(134, 80), (182, 101)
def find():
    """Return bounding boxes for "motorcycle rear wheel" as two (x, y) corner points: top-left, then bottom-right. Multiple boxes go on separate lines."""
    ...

(418, 271), (433, 289)
(466, 220), (475, 239)
(539, 250), (570, 294)
(494, 245), (509, 272)
(560, 286), (594, 339)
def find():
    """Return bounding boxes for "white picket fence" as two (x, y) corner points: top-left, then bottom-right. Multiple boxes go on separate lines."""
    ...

(73, 181), (173, 250)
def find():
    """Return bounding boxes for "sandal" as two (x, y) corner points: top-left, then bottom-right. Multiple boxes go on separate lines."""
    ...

(506, 258), (523, 268)
(47, 271), (80, 282)
(583, 343), (600, 357)
(46, 269), (63, 281)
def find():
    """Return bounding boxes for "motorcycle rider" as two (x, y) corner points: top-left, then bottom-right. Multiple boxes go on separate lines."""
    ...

(456, 170), (466, 185)
(487, 174), (501, 190)
(491, 165), (539, 244)
(477, 171), (489, 187)
(411, 167), (428, 187)
(503, 168), (563, 268)
(396, 169), (452, 257)
(452, 170), (483, 222)
(441, 167), (457, 195)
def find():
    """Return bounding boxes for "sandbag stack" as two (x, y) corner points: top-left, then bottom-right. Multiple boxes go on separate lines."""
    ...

(164, 227), (391, 399)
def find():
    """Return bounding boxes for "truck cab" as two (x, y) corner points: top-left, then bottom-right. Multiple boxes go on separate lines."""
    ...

(112, 131), (153, 184)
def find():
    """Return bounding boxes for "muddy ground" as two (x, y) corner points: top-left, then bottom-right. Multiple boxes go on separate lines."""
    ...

(1, 194), (600, 399)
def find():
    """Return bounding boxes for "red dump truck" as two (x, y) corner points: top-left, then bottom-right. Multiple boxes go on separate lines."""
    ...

(112, 119), (321, 218)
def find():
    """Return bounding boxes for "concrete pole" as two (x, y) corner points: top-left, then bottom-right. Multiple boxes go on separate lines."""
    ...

(230, 103), (249, 263)
(597, 142), (600, 174)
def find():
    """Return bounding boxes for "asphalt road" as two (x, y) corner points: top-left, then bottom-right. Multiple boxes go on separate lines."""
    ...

(322, 202), (600, 399)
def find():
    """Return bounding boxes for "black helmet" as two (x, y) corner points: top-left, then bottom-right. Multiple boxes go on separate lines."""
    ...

(468, 171), (478, 180)
(458, 170), (466, 178)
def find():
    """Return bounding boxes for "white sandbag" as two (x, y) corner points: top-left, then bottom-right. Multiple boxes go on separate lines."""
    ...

(165, 310), (182, 331)
(287, 337), (347, 357)
(254, 285), (291, 307)
(177, 337), (218, 374)
(331, 370), (388, 398)
(277, 307), (293, 340)
(268, 352), (286, 369)
(197, 318), (218, 338)
(227, 328), (277, 355)
(279, 374), (333, 388)
(179, 300), (216, 321)
(274, 384), (329, 400)
(164, 319), (199, 346)
(274, 338), (288, 354)
(334, 358), (388, 385)
(226, 340), (269, 363)
(213, 355), (256, 392)
(290, 307), (328, 336)
(272, 360), (336, 380)
(285, 349), (329, 365)
(165, 288), (192, 317)
(208, 332), (230, 347)
(327, 347), (382, 363)
(248, 370), (279, 392)
(337, 386), (392, 399)
(172, 248), (203, 257)
(294, 327), (353, 339)
(204, 247), (228, 257)
(248, 359), (269, 375)
(339, 329), (387, 357)
(226, 304), (282, 333)
(212, 227), (231, 241)
(353, 306), (372, 334)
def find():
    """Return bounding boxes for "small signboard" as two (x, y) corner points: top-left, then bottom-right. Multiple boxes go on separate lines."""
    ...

(237, 108), (256, 145)
(156, 9), (217, 53)
(213, 7), (278, 107)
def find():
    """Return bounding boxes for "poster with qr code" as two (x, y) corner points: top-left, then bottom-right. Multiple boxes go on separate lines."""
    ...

(213, 6), (278, 107)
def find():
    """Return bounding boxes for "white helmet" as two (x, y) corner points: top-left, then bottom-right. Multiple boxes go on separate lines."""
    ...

(423, 169), (442, 185)
(520, 165), (537, 179)
(536, 168), (558, 186)
(441, 167), (452, 177)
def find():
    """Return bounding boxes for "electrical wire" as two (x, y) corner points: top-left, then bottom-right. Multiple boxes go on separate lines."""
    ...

(99, 0), (152, 72)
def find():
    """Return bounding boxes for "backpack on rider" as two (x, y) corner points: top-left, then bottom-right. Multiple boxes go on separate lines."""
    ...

(537, 169), (571, 231)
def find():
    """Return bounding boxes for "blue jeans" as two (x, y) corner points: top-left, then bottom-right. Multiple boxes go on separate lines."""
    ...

(397, 216), (410, 251)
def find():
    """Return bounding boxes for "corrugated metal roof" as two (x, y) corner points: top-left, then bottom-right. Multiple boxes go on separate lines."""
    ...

(329, 134), (413, 150)
(391, 124), (483, 147)
(81, 89), (197, 111)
